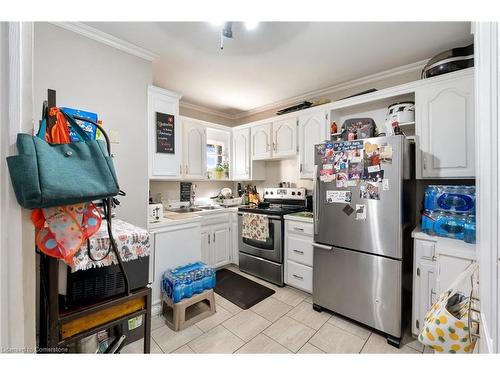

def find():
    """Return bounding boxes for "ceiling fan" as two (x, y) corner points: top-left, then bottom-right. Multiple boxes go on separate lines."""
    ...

(216, 22), (259, 50)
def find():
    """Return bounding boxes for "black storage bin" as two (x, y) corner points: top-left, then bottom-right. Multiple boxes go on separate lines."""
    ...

(62, 256), (149, 309)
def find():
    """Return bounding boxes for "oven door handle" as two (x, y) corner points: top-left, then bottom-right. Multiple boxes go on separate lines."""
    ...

(237, 213), (282, 221)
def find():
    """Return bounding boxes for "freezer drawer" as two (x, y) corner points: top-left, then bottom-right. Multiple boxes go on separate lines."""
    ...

(313, 244), (402, 338)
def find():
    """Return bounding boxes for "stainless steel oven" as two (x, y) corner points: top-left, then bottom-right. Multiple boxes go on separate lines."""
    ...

(238, 214), (282, 262)
(237, 187), (307, 286)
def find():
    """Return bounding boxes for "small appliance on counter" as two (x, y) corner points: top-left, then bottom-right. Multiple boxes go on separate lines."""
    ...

(148, 203), (163, 223)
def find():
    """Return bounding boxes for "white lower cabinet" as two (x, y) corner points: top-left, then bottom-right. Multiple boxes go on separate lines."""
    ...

(201, 213), (232, 269)
(150, 220), (202, 307)
(286, 260), (313, 292)
(284, 217), (314, 293)
(287, 236), (313, 266)
(212, 223), (231, 268)
(412, 233), (476, 336)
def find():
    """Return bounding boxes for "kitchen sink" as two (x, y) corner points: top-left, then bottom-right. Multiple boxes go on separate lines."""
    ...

(166, 207), (203, 213)
(197, 205), (223, 210)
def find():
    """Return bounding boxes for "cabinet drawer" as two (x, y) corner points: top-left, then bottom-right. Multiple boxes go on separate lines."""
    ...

(287, 221), (313, 236)
(287, 235), (313, 266)
(416, 239), (436, 260)
(286, 260), (313, 293)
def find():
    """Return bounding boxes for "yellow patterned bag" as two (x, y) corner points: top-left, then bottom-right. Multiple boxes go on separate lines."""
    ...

(418, 264), (478, 354)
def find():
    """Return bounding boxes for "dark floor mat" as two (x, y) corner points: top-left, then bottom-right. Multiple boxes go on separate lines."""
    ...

(214, 269), (275, 309)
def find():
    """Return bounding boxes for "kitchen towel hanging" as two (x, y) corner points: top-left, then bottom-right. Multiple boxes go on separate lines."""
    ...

(6, 108), (120, 209)
(241, 213), (269, 242)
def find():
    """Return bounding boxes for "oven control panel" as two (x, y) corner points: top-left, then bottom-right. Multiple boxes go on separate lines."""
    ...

(263, 188), (306, 200)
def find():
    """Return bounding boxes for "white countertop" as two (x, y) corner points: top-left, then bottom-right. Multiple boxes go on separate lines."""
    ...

(412, 228), (476, 259)
(284, 212), (314, 223)
(148, 206), (239, 230)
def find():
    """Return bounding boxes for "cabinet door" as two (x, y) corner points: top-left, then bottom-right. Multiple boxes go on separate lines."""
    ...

(231, 213), (239, 265)
(416, 73), (475, 178)
(183, 119), (207, 180)
(212, 223), (231, 268)
(436, 254), (474, 295)
(233, 128), (251, 180)
(415, 258), (437, 334)
(152, 224), (202, 306)
(201, 229), (212, 267)
(298, 111), (328, 178)
(148, 86), (182, 179)
(272, 118), (297, 158)
(251, 123), (272, 160)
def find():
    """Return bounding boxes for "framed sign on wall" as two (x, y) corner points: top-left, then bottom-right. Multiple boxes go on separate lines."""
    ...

(156, 112), (175, 154)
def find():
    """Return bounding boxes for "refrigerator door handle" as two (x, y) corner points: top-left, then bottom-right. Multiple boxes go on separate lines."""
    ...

(313, 242), (333, 251)
(313, 164), (320, 234)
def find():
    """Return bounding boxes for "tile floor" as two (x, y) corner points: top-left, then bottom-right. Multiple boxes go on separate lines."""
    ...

(122, 265), (427, 354)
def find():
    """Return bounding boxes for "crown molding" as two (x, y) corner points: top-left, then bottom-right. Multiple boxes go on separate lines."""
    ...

(179, 101), (238, 120)
(177, 59), (427, 122)
(50, 22), (159, 62)
(232, 59), (428, 120)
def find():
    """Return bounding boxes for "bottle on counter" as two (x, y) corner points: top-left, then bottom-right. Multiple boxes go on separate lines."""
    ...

(330, 121), (338, 135)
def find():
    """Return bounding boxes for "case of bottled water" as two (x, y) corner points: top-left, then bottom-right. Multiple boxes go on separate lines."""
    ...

(421, 185), (476, 244)
(161, 262), (216, 303)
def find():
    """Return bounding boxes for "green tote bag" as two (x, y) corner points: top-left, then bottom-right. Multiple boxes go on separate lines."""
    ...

(6, 110), (120, 209)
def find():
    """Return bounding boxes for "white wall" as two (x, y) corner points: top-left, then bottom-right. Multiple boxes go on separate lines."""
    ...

(33, 22), (152, 228)
(150, 180), (234, 205)
(238, 159), (313, 195)
(1, 21), (36, 351)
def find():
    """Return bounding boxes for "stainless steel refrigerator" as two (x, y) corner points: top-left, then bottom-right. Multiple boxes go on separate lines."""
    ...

(312, 135), (414, 347)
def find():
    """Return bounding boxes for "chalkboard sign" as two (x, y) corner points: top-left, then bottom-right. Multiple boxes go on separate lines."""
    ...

(180, 182), (192, 202)
(156, 112), (175, 154)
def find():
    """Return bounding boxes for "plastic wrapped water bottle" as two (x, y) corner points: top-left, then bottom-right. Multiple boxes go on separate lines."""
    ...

(464, 215), (476, 244)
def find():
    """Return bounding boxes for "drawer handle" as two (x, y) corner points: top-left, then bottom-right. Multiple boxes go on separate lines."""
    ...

(292, 274), (304, 280)
(293, 227), (304, 231)
(293, 249), (304, 255)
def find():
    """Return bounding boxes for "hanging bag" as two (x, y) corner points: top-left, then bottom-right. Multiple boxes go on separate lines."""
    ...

(6, 109), (119, 209)
(418, 263), (479, 353)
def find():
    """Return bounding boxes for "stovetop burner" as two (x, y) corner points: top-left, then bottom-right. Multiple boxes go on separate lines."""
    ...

(238, 187), (307, 216)
(238, 204), (306, 216)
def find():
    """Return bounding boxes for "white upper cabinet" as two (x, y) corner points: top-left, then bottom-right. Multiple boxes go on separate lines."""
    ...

(233, 127), (251, 180)
(272, 118), (298, 158)
(416, 72), (475, 178)
(250, 119), (297, 160)
(251, 122), (273, 160)
(148, 86), (182, 179)
(182, 118), (207, 180)
(298, 111), (328, 179)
